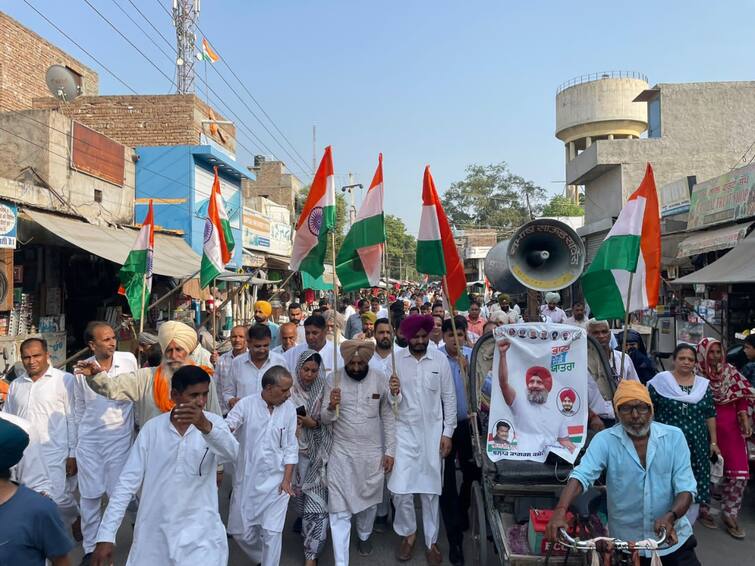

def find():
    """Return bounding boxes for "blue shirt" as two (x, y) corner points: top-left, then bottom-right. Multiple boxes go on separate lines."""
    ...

(440, 345), (472, 423)
(0, 484), (74, 564)
(570, 422), (696, 556)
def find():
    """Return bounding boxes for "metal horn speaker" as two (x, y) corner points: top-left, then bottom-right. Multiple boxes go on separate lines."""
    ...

(484, 219), (585, 293)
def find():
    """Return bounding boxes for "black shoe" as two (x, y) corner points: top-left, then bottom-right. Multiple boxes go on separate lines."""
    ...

(292, 516), (303, 534)
(373, 514), (389, 533)
(79, 554), (93, 566)
(449, 542), (465, 566)
(357, 537), (373, 556)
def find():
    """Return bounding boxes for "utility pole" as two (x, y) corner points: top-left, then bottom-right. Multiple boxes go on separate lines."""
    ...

(173, 0), (200, 94)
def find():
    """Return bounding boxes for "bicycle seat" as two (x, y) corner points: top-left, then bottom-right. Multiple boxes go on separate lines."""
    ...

(569, 487), (604, 521)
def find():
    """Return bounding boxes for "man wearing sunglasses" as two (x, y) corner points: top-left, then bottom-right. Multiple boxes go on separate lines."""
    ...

(546, 380), (701, 566)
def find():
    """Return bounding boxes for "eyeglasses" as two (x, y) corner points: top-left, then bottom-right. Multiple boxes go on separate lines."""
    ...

(618, 404), (651, 416)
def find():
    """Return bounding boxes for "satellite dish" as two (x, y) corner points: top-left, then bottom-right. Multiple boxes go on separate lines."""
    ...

(45, 65), (81, 102)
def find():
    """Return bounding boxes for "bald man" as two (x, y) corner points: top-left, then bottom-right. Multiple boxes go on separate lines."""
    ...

(75, 321), (222, 427)
(272, 322), (298, 355)
(214, 325), (248, 416)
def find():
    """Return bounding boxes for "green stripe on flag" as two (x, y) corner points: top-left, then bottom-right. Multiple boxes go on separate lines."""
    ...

(581, 234), (641, 320)
(119, 249), (149, 320)
(336, 214), (385, 291)
(298, 205), (336, 279)
(220, 218), (235, 253)
(416, 239), (446, 276)
(200, 253), (222, 289)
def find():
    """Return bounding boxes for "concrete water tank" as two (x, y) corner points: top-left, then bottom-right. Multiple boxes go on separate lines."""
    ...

(556, 72), (649, 154)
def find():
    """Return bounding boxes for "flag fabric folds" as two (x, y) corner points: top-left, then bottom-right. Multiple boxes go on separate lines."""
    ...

(198, 38), (219, 63)
(200, 166), (235, 288)
(581, 163), (661, 319)
(416, 166), (470, 310)
(119, 200), (154, 321)
(336, 153), (385, 290)
(290, 146), (336, 278)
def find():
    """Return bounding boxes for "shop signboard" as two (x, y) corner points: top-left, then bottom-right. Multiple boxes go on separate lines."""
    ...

(71, 122), (125, 186)
(243, 207), (271, 250)
(0, 202), (17, 249)
(269, 221), (292, 256)
(687, 165), (755, 229)
(658, 176), (693, 217)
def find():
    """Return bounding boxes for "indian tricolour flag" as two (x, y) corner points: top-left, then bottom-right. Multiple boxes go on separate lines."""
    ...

(119, 200), (154, 321)
(416, 166), (470, 310)
(290, 146), (336, 278)
(200, 166), (235, 288)
(335, 153), (385, 291)
(581, 163), (661, 319)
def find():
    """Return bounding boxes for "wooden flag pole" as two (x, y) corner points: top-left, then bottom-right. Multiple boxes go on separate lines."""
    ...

(619, 271), (635, 378)
(443, 275), (469, 416)
(383, 245), (399, 416)
(137, 271), (148, 366)
(331, 231), (340, 418)
(211, 284), (218, 346)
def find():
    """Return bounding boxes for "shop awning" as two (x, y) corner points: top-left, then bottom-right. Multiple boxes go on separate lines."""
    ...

(23, 209), (201, 278)
(676, 222), (753, 258)
(671, 232), (755, 285)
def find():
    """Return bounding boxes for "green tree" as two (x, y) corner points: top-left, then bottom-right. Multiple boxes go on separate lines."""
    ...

(384, 214), (418, 281)
(542, 194), (584, 217)
(441, 162), (546, 235)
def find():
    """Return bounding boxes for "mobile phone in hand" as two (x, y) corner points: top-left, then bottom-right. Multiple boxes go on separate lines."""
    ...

(296, 405), (307, 417)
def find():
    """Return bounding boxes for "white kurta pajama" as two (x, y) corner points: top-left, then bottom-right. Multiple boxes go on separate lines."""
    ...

(285, 340), (344, 377)
(388, 347), (457, 548)
(0, 412), (52, 494)
(223, 352), (286, 405)
(226, 395), (298, 566)
(75, 352), (138, 554)
(2, 366), (79, 522)
(96, 411), (238, 565)
(322, 367), (397, 566)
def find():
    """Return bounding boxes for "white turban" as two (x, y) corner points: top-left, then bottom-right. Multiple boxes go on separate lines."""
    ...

(545, 292), (561, 303)
(158, 321), (198, 354)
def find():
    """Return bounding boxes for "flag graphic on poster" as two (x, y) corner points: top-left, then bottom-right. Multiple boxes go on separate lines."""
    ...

(486, 324), (587, 464)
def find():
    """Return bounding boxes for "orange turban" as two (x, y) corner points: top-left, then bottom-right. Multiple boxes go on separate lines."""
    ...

(613, 380), (653, 412)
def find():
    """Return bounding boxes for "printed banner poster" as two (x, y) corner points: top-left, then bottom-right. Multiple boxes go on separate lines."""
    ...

(486, 323), (587, 463)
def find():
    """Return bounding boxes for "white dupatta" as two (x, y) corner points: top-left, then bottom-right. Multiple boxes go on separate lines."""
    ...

(647, 371), (709, 404)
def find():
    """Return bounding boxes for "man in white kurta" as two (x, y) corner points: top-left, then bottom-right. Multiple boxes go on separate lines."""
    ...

(74, 321), (138, 560)
(76, 321), (221, 428)
(3, 337), (79, 525)
(213, 324), (247, 416)
(226, 365), (298, 566)
(322, 341), (398, 565)
(285, 314), (344, 377)
(0, 411), (52, 494)
(388, 315), (456, 565)
(90, 366), (238, 566)
(224, 324), (286, 409)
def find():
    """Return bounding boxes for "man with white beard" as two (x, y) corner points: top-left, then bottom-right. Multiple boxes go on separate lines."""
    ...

(74, 321), (138, 564)
(75, 320), (222, 427)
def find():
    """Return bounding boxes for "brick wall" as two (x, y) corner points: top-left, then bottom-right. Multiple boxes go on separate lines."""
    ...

(32, 94), (236, 152)
(244, 160), (303, 215)
(0, 12), (98, 112)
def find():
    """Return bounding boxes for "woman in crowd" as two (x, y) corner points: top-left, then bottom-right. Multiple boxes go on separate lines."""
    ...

(647, 343), (719, 528)
(696, 338), (754, 538)
(291, 350), (332, 566)
(618, 329), (656, 384)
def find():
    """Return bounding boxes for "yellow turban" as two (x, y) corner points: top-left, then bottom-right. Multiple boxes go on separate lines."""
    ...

(340, 339), (375, 364)
(255, 300), (272, 318)
(613, 380), (653, 412)
(361, 311), (377, 323)
(158, 321), (198, 354)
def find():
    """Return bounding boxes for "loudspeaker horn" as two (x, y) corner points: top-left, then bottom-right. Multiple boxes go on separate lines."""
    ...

(484, 219), (585, 293)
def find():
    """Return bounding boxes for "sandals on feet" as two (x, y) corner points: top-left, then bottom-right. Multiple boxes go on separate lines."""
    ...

(723, 515), (746, 539)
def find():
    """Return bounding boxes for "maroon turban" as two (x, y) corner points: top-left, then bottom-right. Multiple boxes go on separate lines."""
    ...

(559, 389), (575, 402)
(399, 315), (434, 340)
(525, 366), (553, 392)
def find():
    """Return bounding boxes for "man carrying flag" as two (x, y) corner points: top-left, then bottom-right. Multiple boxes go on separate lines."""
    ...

(336, 153), (385, 291)
(119, 200), (154, 324)
(290, 146), (336, 277)
(201, 166), (235, 289)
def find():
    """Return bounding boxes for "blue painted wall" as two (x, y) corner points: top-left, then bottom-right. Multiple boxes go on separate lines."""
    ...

(135, 145), (246, 269)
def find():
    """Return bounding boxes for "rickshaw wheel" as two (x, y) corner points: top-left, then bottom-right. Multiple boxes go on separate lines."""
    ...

(471, 480), (488, 566)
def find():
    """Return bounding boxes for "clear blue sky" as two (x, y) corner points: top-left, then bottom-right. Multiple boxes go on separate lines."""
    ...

(5, 1), (755, 232)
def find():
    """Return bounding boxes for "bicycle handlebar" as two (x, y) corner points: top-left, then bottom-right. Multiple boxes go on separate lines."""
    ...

(558, 528), (667, 551)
